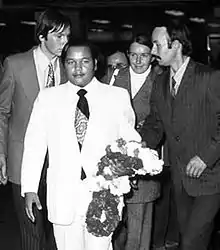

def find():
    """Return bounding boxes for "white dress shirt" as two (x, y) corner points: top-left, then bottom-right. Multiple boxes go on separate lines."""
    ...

(170, 57), (190, 95)
(33, 46), (61, 90)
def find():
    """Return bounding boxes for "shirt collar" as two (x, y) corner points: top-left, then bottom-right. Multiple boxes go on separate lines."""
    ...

(171, 57), (190, 84)
(67, 77), (98, 94)
(35, 46), (58, 70)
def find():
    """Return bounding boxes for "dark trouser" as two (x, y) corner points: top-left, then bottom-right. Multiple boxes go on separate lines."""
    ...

(174, 183), (220, 250)
(12, 156), (57, 250)
(113, 202), (153, 250)
(152, 167), (179, 248)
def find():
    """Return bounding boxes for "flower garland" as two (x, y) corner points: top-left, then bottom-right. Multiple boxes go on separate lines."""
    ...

(85, 138), (164, 237)
(85, 189), (120, 237)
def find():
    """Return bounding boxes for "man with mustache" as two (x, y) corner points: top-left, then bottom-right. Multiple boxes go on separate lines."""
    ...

(141, 19), (220, 250)
(0, 8), (71, 250)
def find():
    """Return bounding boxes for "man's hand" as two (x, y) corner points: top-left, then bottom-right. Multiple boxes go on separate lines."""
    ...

(24, 192), (42, 223)
(186, 155), (207, 178)
(0, 154), (7, 185)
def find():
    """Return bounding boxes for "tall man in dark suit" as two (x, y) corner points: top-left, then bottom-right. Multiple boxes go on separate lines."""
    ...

(0, 9), (71, 250)
(110, 34), (161, 250)
(141, 20), (220, 250)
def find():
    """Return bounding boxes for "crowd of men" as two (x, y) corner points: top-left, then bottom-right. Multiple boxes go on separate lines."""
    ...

(0, 7), (220, 250)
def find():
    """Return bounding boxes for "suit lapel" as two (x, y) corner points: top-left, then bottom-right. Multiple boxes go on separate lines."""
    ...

(132, 70), (154, 102)
(20, 49), (39, 104)
(114, 68), (132, 96)
(175, 59), (195, 101)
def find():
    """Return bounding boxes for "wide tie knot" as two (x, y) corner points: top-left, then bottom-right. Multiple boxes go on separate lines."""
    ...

(77, 89), (87, 97)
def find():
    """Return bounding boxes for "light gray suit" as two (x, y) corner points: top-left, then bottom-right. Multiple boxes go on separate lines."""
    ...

(0, 47), (66, 250)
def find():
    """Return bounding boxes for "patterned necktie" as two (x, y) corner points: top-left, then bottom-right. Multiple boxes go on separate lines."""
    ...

(171, 77), (176, 97)
(46, 63), (55, 88)
(75, 89), (89, 180)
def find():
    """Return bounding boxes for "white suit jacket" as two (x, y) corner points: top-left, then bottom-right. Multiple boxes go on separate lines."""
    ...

(21, 78), (141, 225)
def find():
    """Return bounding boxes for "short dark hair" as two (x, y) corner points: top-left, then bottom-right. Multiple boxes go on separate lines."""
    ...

(129, 33), (152, 50)
(159, 18), (192, 56)
(35, 8), (71, 44)
(61, 38), (99, 65)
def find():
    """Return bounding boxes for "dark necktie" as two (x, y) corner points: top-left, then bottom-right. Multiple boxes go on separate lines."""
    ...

(75, 89), (89, 180)
(46, 63), (55, 88)
(171, 77), (176, 97)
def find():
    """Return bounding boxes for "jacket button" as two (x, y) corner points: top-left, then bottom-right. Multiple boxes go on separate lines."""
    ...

(175, 136), (180, 142)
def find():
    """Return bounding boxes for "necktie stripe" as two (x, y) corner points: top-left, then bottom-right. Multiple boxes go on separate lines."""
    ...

(46, 63), (55, 88)
(171, 77), (176, 97)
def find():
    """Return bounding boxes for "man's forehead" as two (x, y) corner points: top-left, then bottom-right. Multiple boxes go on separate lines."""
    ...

(152, 27), (168, 41)
(67, 46), (91, 58)
(108, 53), (126, 63)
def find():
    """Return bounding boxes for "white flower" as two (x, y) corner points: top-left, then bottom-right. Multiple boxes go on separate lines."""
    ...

(109, 141), (121, 153)
(109, 176), (131, 196)
(138, 148), (163, 175)
(126, 141), (142, 157)
(83, 175), (108, 192)
(103, 166), (113, 176)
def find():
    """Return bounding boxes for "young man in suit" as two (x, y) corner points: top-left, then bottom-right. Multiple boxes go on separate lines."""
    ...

(110, 34), (161, 250)
(21, 39), (141, 250)
(0, 8), (71, 250)
(141, 19), (220, 250)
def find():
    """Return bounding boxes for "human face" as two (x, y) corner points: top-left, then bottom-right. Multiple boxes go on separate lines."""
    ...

(107, 52), (128, 69)
(151, 27), (176, 66)
(128, 42), (151, 74)
(40, 25), (71, 60)
(64, 46), (97, 87)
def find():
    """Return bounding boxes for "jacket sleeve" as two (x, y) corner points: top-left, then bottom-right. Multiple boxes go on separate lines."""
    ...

(0, 57), (15, 156)
(119, 89), (141, 142)
(140, 81), (164, 150)
(198, 70), (220, 167)
(21, 92), (48, 196)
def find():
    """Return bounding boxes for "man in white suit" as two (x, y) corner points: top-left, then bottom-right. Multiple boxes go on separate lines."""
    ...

(21, 39), (141, 250)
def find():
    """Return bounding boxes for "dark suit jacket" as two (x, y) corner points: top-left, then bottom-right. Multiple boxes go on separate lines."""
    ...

(0, 47), (67, 185)
(112, 66), (162, 203)
(141, 59), (220, 196)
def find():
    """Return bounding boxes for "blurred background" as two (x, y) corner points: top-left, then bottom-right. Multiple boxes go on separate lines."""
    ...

(0, 0), (219, 68)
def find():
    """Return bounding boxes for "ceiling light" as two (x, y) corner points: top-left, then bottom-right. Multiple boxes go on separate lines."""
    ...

(92, 19), (110, 24)
(0, 22), (6, 26)
(208, 23), (220, 28)
(165, 10), (185, 16)
(189, 17), (205, 23)
(20, 21), (37, 26)
(121, 24), (132, 29)
(90, 28), (104, 32)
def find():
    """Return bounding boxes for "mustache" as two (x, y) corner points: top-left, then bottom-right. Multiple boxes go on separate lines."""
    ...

(151, 55), (161, 61)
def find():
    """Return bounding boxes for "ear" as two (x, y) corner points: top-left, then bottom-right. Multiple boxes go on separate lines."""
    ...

(94, 59), (98, 71)
(172, 40), (180, 50)
(38, 35), (45, 43)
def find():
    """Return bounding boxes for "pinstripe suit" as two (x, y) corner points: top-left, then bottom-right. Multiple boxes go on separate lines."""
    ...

(141, 59), (220, 250)
(0, 48), (66, 250)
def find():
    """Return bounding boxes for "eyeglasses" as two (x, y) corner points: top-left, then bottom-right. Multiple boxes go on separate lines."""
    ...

(108, 63), (127, 70)
(128, 52), (151, 61)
